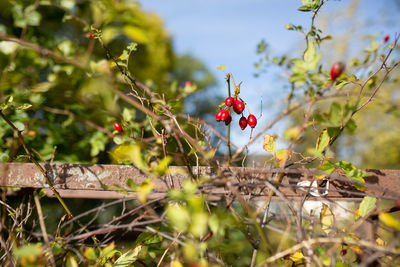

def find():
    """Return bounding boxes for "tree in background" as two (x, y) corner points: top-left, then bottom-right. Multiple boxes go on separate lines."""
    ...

(0, 0), (217, 163)
(254, 0), (400, 169)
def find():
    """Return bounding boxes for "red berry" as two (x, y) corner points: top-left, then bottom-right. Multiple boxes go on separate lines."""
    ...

(216, 110), (223, 121)
(384, 35), (389, 42)
(233, 100), (245, 114)
(330, 62), (345, 80)
(341, 249), (347, 256)
(239, 117), (247, 130)
(225, 96), (234, 107)
(224, 114), (232, 125)
(114, 122), (123, 132)
(185, 80), (192, 87)
(247, 114), (257, 128)
(220, 110), (230, 121)
(88, 32), (93, 39)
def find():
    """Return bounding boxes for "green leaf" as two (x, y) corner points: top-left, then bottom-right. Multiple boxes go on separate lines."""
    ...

(66, 255), (79, 267)
(14, 121), (25, 132)
(335, 81), (348, 90)
(359, 196), (376, 217)
(316, 129), (330, 153)
(329, 102), (342, 125)
(17, 104), (32, 110)
(113, 246), (141, 267)
(285, 24), (294, 30)
(135, 232), (162, 246)
(122, 108), (136, 122)
(123, 25), (149, 43)
(89, 132), (107, 157)
(126, 178), (139, 191)
(166, 204), (190, 232)
(153, 156), (172, 176)
(304, 41), (321, 71)
(111, 144), (148, 171)
(364, 40), (379, 53)
(13, 243), (42, 260)
(189, 212), (209, 238)
(317, 161), (335, 174)
(327, 127), (341, 138)
(320, 203), (334, 235)
(345, 119), (357, 134)
(336, 160), (355, 172)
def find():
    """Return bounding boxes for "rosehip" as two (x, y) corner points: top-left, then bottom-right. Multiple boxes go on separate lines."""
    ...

(220, 109), (230, 122)
(216, 110), (223, 121)
(114, 122), (123, 132)
(341, 249), (347, 256)
(185, 80), (192, 87)
(384, 35), (389, 42)
(88, 32), (93, 39)
(330, 62), (345, 80)
(233, 99), (245, 114)
(247, 114), (257, 128)
(225, 96), (234, 107)
(224, 114), (232, 125)
(239, 116), (247, 130)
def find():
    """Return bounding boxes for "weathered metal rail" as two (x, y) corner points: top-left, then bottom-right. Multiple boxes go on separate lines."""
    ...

(0, 163), (399, 200)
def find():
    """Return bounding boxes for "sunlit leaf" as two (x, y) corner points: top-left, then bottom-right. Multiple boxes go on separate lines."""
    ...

(290, 251), (304, 262)
(283, 126), (301, 141)
(320, 203), (334, 235)
(189, 212), (209, 238)
(276, 149), (291, 163)
(316, 129), (330, 153)
(216, 64), (226, 70)
(379, 213), (400, 230)
(171, 261), (183, 267)
(263, 134), (276, 154)
(13, 243), (42, 260)
(112, 245), (141, 267)
(66, 255), (79, 267)
(359, 196), (376, 217)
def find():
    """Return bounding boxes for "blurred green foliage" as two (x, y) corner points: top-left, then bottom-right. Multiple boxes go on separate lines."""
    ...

(0, 0), (216, 164)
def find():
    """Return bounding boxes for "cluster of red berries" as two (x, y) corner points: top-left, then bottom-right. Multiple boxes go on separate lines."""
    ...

(216, 97), (257, 130)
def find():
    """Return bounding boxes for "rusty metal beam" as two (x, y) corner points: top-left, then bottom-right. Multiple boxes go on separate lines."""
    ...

(0, 163), (399, 200)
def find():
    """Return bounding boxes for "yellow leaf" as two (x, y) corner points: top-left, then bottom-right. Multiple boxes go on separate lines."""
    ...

(290, 251), (304, 262)
(123, 25), (149, 43)
(216, 65), (226, 70)
(283, 126), (301, 141)
(66, 256), (78, 267)
(354, 208), (360, 220)
(379, 213), (400, 230)
(276, 149), (291, 162)
(320, 204), (334, 235)
(376, 237), (385, 246)
(172, 260), (183, 267)
(263, 134), (276, 154)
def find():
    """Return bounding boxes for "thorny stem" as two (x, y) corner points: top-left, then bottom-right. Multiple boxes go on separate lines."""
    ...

(0, 109), (101, 247)
(226, 74), (232, 166)
(33, 193), (56, 267)
(0, 109), (73, 218)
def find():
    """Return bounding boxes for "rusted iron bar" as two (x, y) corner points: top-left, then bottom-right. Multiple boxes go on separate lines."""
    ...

(0, 163), (399, 200)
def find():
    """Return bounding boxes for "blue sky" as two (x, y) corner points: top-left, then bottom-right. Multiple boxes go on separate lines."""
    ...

(139, 0), (399, 153)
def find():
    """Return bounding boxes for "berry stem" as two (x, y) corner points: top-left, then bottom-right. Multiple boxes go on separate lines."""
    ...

(226, 74), (232, 166)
